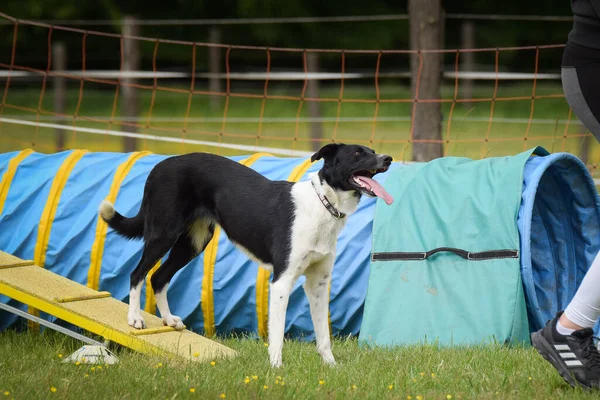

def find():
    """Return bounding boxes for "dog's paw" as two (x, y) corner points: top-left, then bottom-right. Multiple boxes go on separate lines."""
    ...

(319, 350), (337, 366)
(163, 315), (185, 330)
(323, 357), (337, 367)
(128, 315), (146, 329)
(269, 349), (283, 368)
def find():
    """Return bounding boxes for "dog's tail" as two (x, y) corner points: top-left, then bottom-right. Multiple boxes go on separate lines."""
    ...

(99, 200), (144, 239)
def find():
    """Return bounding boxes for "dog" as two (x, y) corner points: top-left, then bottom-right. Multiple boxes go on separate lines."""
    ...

(98, 143), (393, 367)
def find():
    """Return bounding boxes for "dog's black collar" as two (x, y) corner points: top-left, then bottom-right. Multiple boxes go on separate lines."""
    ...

(311, 180), (346, 219)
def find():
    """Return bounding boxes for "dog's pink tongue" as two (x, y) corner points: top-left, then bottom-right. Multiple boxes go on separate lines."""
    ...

(355, 176), (394, 205)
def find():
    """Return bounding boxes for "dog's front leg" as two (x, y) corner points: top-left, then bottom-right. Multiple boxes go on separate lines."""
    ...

(303, 255), (336, 366)
(268, 273), (295, 368)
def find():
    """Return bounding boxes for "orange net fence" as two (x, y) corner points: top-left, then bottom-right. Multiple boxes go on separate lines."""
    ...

(1, 12), (599, 176)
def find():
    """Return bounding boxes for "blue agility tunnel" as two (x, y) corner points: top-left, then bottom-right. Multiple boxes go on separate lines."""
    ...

(0, 148), (599, 343)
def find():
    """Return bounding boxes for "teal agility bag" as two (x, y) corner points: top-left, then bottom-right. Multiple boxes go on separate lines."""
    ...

(358, 148), (546, 347)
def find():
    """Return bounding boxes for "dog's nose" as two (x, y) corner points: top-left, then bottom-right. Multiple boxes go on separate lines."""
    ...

(381, 155), (392, 164)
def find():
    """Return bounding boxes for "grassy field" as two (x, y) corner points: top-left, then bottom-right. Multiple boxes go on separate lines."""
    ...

(0, 328), (598, 400)
(1, 82), (599, 166)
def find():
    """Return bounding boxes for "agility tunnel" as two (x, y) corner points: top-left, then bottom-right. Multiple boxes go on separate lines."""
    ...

(0, 146), (599, 346)
(360, 146), (600, 347)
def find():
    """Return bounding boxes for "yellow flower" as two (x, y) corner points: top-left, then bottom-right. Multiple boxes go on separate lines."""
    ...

(351, 385), (357, 390)
(58, 354), (63, 358)
(446, 395), (452, 399)
(275, 380), (280, 385)
(81, 358), (87, 362)
(189, 388), (196, 393)
(244, 378), (251, 384)
(407, 396), (413, 400)
(277, 376), (282, 380)
(252, 376), (258, 380)
(528, 376), (532, 381)
(388, 385), (394, 390)
(416, 396), (423, 400)
(50, 387), (57, 393)
(91, 367), (96, 371)
(157, 363), (163, 368)
(220, 394), (226, 399)
(193, 352), (199, 357)
(3, 391), (10, 396)
(420, 372), (425, 377)
(264, 343), (269, 347)
(263, 385), (269, 389)
(84, 374), (89, 378)
(280, 382), (285, 386)
(319, 380), (325, 385)
(431, 373), (435, 378)
(75, 361), (81, 366)
(97, 366), (102, 370)
(210, 361), (216, 366)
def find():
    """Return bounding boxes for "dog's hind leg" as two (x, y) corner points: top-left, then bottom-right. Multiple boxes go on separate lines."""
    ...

(128, 236), (175, 329)
(151, 219), (215, 330)
(304, 255), (336, 366)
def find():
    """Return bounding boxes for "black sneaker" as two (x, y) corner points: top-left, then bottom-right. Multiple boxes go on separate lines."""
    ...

(531, 311), (600, 389)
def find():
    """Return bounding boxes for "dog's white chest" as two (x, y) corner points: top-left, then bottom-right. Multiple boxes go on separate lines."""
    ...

(288, 181), (352, 266)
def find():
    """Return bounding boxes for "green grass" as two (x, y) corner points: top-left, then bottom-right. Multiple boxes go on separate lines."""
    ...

(2, 82), (600, 167)
(0, 328), (598, 400)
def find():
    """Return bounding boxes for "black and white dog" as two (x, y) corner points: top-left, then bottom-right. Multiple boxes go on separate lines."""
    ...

(99, 143), (393, 367)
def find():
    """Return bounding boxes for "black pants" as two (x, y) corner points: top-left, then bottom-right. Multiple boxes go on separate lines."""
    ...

(561, 42), (600, 141)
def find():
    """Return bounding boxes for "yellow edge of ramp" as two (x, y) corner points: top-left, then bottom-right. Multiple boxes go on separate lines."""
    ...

(201, 152), (272, 337)
(256, 157), (316, 339)
(0, 250), (236, 362)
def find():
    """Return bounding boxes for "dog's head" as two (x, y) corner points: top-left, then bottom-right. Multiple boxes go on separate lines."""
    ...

(311, 143), (394, 205)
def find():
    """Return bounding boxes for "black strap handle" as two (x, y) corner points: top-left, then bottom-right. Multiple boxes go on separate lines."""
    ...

(371, 247), (518, 262)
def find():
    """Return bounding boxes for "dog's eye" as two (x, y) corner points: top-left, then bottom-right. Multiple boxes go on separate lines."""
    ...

(355, 151), (361, 156)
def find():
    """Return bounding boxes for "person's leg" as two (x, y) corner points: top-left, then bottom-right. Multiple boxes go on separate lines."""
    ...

(561, 65), (600, 141)
(559, 250), (600, 334)
(561, 41), (600, 141)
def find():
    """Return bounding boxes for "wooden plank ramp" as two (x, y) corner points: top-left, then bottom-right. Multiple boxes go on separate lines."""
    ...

(0, 251), (236, 362)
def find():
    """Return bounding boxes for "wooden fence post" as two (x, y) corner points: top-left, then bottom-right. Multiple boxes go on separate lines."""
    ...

(208, 26), (222, 111)
(121, 16), (140, 153)
(409, 0), (444, 162)
(461, 20), (475, 105)
(306, 53), (323, 152)
(52, 42), (66, 152)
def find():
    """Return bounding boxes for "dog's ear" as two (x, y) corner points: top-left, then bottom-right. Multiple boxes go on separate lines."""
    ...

(311, 143), (341, 162)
